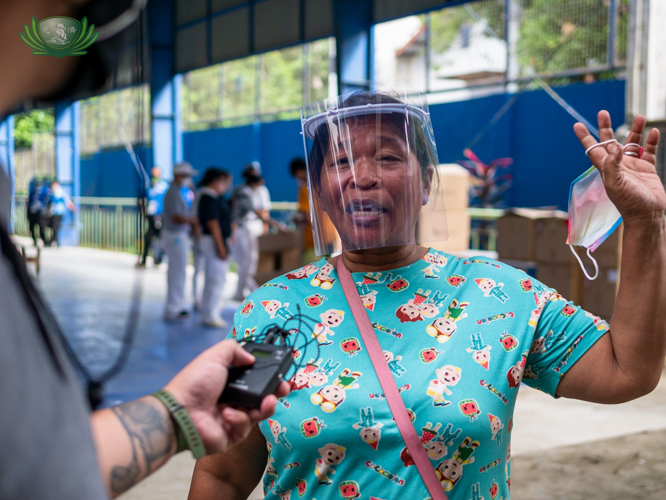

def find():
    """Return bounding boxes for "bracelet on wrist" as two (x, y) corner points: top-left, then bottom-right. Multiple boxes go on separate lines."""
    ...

(152, 390), (206, 459)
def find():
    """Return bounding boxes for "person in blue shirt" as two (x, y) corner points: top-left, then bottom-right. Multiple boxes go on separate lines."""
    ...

(138, 166), (169, 267)
(43, 180), (75, 247)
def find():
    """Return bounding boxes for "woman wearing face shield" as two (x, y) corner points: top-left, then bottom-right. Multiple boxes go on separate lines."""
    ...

(189, 92), (666, 500)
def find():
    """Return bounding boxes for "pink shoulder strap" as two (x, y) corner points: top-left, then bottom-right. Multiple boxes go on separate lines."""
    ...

(335, 258), (448, 500)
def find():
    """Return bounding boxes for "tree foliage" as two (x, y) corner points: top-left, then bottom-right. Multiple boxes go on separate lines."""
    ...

(14, 109), (54, 149)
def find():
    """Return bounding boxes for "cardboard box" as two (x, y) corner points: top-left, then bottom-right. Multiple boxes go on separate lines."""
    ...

(497, 209), (568, 261)
(534, 217), (570, 264)
(582, 266), (618, 321)
(537, 262), (574, 297)
(420, 164), (470, 252)
(426, 208), (470, 253)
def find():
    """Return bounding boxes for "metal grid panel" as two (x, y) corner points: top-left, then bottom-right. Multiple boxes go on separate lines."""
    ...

(211, 0), (247, 12)
(211, 7), (250, 62)
(305, 0), (333, 40)
(254, 0), (301, 52)
(176, 0), (208, 26)
(374, 0), (457, 23)
(176, 23), (209, 72)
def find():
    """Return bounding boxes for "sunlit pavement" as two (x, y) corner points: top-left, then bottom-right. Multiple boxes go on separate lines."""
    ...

(30, 246), (666, 500)
(33, 245), (240, 408)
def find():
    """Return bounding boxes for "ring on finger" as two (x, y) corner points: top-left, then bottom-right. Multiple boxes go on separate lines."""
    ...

(622, 142), (643, 159)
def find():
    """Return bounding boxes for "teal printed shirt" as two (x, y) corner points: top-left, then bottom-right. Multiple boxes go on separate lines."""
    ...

(229, 249), (609, 500)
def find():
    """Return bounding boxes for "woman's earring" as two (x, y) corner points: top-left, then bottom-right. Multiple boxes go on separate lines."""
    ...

(422, 193), (429, 205)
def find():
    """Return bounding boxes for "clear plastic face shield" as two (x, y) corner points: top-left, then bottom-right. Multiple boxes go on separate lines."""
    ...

(301, 92), (446, 255)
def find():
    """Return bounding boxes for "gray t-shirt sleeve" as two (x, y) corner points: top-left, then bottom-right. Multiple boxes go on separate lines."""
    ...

(0, 251), (108, 499)
(162, 185), (190, 232)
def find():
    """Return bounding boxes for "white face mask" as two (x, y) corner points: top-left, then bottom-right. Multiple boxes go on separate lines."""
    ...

(567, 165), (622, 280)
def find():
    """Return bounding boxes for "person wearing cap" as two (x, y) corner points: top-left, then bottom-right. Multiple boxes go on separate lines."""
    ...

(230, 163), (271, 301)
(189, 91), (666, 500)
(162, 161), (199, 320)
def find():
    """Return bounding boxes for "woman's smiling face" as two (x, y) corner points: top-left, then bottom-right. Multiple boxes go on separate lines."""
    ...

(318, 116), (427, 251)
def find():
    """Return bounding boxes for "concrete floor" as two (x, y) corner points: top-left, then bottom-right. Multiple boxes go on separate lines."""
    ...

(31, 246), (666, 500)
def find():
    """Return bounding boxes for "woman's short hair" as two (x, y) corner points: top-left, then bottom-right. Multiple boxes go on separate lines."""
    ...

(199, 167), (230, 187)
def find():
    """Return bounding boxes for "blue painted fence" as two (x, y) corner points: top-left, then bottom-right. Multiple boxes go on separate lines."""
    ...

(80, 79), (625, 211)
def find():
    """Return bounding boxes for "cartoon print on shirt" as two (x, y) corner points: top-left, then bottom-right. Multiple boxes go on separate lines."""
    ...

(305, 293), (327, 308)
(426, 365), (462, 407)
(426, 299), (469, 343)
(466, 333), (492, 370)
(459, 399), (481, 421)
(311, 262), (336, 290)
(262, 300), (294, 321)
(519, 278), (532, 292)
(419, 290), (449, 319)
(400, 421), (448, 467)
(272, 486), (292, 500)
(585, 310), (610, 331)
(470, 482), (484, 500)
(240, 300), (254, 316)
(435, 436), (480, 491)
(419, 347), (443, 363)
(446, 274), (466, 288)
(300, 416), (326, 438)
(268, 419), (292, 452)
(383, 350), (407, 377)
(489, 480), (499, 499)
(507, 353), (528, 389)
(355, 272), (388, 311)
(428, 422), (462, 460)
(286, 263), (319, 280)
(314, 443), (346, 485)
(340, 338), (363, 357)
(422, 252), (448, 279)
(475, 278), (509, 303)
(488, 414), (504, 446)
(339, 480), (361, 499)
(561, 303), (577, 317)
(311, 368), (362, 412)
(499, 331), (519, 352)
(266, 442), (278, 478)
(238, 326), (257, 344)
(395, 290), (429, 323)
(313, 309), (345, 346)
(295, 478), (307, 497)
(352, 407), (384, 450)
(386, 273), (410, 292)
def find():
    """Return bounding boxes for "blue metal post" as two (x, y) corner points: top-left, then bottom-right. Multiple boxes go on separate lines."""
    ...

(148, 0), (182, 180)
(334, 0), (373, 94)
(54, 101), (80, 246)
(0, 116), (15, 230)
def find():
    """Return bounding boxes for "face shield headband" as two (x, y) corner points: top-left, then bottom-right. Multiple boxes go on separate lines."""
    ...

(300, 92), (447, 255)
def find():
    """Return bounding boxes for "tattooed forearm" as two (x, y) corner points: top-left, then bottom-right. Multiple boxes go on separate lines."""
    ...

(109, 399), (175, 494)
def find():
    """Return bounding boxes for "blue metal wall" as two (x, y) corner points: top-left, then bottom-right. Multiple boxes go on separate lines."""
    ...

(80, 79), (625, 210)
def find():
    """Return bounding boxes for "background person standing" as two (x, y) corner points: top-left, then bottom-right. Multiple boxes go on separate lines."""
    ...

(44, 180), (75, 247)
(162, 162), (199, 321)
(230, 169), (268, 301)
(197, 168), (233, 328)
(138, 166), (169, 267)
(26, 176), (44, 245)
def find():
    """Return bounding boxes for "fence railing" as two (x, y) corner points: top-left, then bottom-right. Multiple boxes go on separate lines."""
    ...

(13, 196), (503, 253)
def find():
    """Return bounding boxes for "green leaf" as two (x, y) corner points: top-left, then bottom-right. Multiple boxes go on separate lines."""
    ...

(24, 22), (44, 48)
(76, 31), (98, 50)
(72, 23), (95, 49)
(20, 32), (43, 50)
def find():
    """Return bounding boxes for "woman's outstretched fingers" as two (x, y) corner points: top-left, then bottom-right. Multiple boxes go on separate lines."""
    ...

(574, 122), (607, 166)
(597, 110), (615, 142)
(602, 141), (624, 184)
(642, 127), (661, 166)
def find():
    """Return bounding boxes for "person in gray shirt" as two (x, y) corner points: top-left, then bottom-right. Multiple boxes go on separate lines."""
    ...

(0, 1), (288, 499)
(162, 162), (199, 320)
